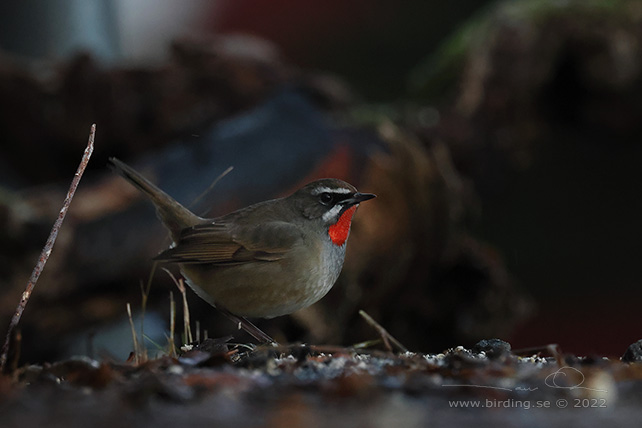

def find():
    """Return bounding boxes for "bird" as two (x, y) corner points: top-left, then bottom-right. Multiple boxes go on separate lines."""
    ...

(109, 157), (375, 342)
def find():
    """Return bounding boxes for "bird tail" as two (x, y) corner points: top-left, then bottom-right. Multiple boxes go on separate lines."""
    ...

(109, 157), (202, 240)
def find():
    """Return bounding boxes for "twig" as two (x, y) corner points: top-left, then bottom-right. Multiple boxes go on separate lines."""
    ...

(178, 278), (193, 344)
(0, 124), (96, 372)
(168, 291), (177, 358)
(138, 261), (158, 361)
(352, 339), (383, 349)
(126, 303), (140, 365)
(189, 165), (234, 215)
(162, 269), (193, 344)
(359, 310), (408, 353)
(512, 343), (564, 367)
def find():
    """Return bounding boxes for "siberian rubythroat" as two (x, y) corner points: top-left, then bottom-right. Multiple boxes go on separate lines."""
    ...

(110, 158), (375, 340)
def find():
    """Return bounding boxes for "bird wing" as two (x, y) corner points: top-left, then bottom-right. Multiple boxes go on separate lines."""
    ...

(154, 220), (304, 265)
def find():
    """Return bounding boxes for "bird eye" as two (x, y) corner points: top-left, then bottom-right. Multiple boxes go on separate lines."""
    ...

(319, 192), (333, 205)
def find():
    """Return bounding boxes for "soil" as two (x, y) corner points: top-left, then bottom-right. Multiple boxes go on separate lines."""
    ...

(1, 340), (640, 427)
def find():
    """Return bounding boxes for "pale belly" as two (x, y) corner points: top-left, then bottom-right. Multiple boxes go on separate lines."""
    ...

(180, 242), (345, 318)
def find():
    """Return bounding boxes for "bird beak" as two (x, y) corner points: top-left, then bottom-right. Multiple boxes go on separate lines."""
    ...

(346, 192), (376, 205)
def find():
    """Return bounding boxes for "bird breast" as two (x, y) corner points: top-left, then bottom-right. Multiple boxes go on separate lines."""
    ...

(179, 236), (346, 318)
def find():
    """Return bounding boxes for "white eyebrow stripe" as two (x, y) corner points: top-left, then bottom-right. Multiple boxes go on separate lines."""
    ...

(312, 186), (352, 195)
(322, 204), (343, 222)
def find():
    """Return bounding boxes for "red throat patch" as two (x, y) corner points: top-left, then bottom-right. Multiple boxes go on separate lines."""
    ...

(328, 206), (357, 246)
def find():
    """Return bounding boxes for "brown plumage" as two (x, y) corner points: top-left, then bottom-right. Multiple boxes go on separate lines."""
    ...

(109, 157), (375, 322)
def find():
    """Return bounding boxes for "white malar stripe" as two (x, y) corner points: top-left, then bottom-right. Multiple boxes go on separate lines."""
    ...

(322, 204), (343, 223)
(312, 186), (352, 195)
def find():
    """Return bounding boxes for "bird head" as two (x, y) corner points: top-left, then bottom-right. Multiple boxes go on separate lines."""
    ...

(290, 178), (376, 246)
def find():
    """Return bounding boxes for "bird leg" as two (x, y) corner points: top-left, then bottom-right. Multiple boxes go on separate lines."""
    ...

(215, 304), (277, 345)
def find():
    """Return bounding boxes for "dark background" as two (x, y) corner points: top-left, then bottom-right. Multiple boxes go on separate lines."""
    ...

(1, 0), (641, 357)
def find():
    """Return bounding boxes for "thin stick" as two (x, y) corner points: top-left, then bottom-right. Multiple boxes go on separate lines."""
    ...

(352, 339), (383, 349)
(126, 303), (140, 365)
(178, 278), (193, 344)
(162, 269), (193, 344)
(189, 166), (234, 214)
(168, 291), (176, 358)
(512, 343), (564, 367)
(0, 124), (96, 372)
(359, 310), (408, 353)
(138, 261), (157, 361)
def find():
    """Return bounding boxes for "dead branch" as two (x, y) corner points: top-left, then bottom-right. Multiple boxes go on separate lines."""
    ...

(0, 124), (96, 372)
(359, 310), (408, 353)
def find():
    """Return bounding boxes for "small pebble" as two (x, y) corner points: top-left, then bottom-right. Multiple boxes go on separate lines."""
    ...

(472, 339), (512, 360)
(621, 339), (642, 363)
